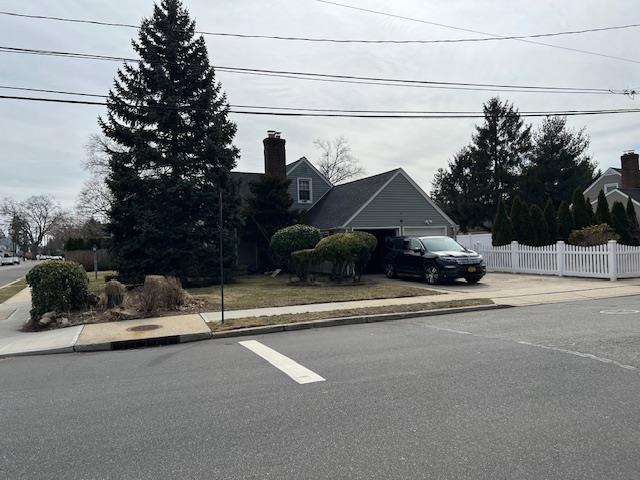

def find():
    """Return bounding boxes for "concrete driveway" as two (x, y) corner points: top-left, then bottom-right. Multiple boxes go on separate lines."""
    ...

(375, 272), (640, 306)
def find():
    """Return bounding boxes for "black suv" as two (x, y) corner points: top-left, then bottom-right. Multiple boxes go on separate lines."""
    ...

(384, 236), (485, 284)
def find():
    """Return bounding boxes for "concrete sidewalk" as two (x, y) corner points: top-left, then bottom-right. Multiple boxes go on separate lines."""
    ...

(1, 273), (638, 357)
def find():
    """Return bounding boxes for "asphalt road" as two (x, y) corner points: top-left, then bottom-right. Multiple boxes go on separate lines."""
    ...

(2, 296), (640, 479)
(0, 260), (39, 287)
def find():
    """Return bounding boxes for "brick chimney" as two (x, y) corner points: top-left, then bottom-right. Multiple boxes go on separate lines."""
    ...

(263, 130), (286, 180)
(621, 151), (640, 189)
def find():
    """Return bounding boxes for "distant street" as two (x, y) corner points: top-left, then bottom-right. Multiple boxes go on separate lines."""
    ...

(3, 296), (640, 479)
(0, 261), (39, 287)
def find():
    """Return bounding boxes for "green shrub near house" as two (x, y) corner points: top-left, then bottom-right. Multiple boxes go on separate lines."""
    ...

(270, 224), (321, 268)
(314, 231), (377, 282)
(290, 249), (318, 282)
(26, 261), (89, 322)
(568, 224), (619, 246)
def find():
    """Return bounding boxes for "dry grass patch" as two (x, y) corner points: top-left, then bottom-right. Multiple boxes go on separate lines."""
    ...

(209, 298), (492, 332)
(189, 275), (439, 311)
(0, 279), (28, 304)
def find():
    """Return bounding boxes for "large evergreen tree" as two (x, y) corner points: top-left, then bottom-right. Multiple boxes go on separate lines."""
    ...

(521, 116), (597, 207)
(544, 198), (558, 241)
(491, 199), (513, 246)
(243, 176), (299, 267)
(529, 205), (550, 246)
(596, 189), (611, 225)
(571, 188), (591, 230)
(557, 200), (574, 241)
(100, 0), (241, 283)
(431, 97), (531, 229)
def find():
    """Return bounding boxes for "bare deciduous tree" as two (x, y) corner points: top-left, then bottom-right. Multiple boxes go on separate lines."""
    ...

(76, 133), (123, 221)
(0, 195), (66, 253)
(313, 136), (364, 184)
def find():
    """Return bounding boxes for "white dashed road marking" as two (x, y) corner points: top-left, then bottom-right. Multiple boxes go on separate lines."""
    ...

(239, 340), (326, 384)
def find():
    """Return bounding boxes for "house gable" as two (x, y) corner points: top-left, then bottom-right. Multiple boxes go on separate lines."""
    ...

(345, 169), (456, 229)
(286, 157), (332, 211)
(584, 168), (621, 202)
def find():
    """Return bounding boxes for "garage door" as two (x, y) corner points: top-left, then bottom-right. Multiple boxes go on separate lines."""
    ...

(403, 227), (447, 236)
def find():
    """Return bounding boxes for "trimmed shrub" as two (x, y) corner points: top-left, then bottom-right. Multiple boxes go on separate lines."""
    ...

(270, 224), (321, 268)
(611, 201), (632, 244)
(290, 249), (317, 282)
(314, 232), (377, 282)
(596, 189), (611, 225)
(569, 224), (619, 246)
(571, 188), (591, 229)
(26, 261), (89, 322)
(557, 200), (574, 241)
(529, 205), (550, 246)
(544, 199), (558, 241)
(492, 199), (513, 246)
(510, 196), (532, 244)
(626, 197), (640, 245)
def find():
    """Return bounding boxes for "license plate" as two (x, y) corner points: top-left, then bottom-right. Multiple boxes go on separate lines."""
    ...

(467, 266), (476, 273)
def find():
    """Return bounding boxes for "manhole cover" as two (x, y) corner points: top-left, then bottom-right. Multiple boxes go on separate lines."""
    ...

(600, 309), (640, 315)
(127, 324), (161, 332)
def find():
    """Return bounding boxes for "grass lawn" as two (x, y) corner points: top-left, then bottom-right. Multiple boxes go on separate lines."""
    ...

(209, 298), (493, 332)
(189, 274), (440, 311)
(0, 279), (28, 304)
(87, 270), (116, 295)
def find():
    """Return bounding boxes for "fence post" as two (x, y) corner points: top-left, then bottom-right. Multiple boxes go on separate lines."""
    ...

(557, 241), (565, 277)
(608, 240), (618, 281)
(511, 241), (519, 273)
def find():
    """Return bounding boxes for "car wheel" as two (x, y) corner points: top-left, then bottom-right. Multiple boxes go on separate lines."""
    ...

(385, 262), (397, 279)
(465, 276), (481, 284)
(424, 265), (441, 285)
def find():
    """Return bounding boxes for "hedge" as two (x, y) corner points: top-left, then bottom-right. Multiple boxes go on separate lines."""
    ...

(270, 224), (321, 267)
(26, 261), (89, 322)
(314, 231), (377, 282)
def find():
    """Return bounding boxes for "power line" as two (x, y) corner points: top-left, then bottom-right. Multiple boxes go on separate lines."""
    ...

(3, 83), (638, 114)
(315, 0), (640, 66)
(1, 10), (639, 45)
(3, 94), (640, 119)
(0, 46), (635, 95)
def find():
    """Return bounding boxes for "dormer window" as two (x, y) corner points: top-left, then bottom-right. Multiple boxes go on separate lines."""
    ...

(604, 182), (618, 194)
(297, 178), (312, 203)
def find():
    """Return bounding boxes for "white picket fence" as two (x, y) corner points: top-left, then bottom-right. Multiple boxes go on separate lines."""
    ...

(474, 240), (640, 281)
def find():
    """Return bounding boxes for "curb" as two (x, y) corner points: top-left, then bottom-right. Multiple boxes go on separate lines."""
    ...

(210, 303), (510, 339)
(73, 331), (213, 353)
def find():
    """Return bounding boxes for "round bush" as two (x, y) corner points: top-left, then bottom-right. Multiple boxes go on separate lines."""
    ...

(315, 232), (377, 281)
(270, 224), (321, 266)
(26, 261), (89, 321)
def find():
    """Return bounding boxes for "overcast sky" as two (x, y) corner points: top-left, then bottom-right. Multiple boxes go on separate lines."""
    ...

(1, 0), (640, 208)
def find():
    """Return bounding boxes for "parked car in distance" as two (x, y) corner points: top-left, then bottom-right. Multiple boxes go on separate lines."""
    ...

(1, 253), (20, 265)
(384, 236), (485, 285)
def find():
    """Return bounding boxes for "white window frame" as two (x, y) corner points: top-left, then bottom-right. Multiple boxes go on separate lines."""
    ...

(604, 182), (619, 194)
(297, 177), (313, 204)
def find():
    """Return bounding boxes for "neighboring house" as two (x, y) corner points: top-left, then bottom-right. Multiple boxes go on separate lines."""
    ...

(233, 131), (458, 272)
(584, 151), (640, 224)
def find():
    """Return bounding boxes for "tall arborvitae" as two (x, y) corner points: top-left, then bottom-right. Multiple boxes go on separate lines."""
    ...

(100, 0), (241, 283)
(571, 188), (590, 229)
(492, 199), (513, 246)
(626, 197), (640, 245)
(586, 199), (597, 225)
(611, 201), (632, 244)
(557, 200), (574, 241)
(529, 205), (550, 246)
(544, 198), (558, 241)
(510, 196), (532, 244)
(596, 189), (611, 225)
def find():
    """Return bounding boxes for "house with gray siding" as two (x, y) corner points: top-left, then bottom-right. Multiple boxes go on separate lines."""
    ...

(584, 151), (640, 224)
(233, 131), (457, 271)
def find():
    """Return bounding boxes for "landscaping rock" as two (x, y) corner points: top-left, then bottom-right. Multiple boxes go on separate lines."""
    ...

(38, 311), (57, 327)
(57, 317), (70, 328)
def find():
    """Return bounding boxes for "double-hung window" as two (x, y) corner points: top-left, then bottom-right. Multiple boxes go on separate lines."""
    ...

(297, 178), (312, 204)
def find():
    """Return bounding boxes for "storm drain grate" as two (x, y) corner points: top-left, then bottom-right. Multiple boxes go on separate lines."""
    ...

(111, 336), (180, 350)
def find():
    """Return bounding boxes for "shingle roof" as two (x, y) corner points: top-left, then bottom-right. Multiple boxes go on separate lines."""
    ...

(620, 188), (640, 203)
(305, 169), (400, 229)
